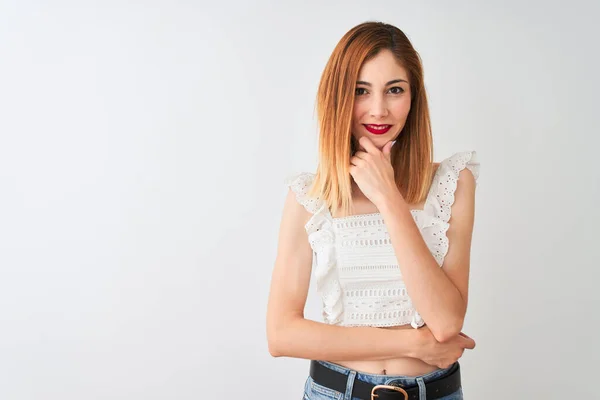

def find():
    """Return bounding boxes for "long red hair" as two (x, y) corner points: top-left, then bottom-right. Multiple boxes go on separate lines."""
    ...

(308, 21), (435, 217)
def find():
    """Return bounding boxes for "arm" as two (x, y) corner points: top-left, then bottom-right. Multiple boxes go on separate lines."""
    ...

(378, 168), (476, 343)
(266, 188), (421, 361)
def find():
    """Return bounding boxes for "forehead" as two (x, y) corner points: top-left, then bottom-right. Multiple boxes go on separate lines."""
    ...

(357, 49), (408, 82)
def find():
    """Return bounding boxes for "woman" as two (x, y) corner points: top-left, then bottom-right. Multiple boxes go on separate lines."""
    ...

(267, 21), (480, 400)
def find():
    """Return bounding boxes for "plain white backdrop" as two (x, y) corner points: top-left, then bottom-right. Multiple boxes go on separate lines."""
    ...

(1, 1), (598, 399)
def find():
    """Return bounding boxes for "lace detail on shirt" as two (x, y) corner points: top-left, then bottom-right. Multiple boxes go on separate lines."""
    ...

(411, 150), (480, 327)
(285, 172), (344, 324)
(284, 172), (323, 214)
(420, 150), (480, 266)
(284, 151), (480, 329)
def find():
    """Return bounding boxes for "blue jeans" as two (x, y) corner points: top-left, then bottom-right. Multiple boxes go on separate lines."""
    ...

(303, 360), (463, 400)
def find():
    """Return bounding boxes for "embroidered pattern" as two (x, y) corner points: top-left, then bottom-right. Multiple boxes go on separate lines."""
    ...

(285, 151), (480, 328)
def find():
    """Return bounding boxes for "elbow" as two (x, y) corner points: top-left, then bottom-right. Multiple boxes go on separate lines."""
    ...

(431, 317), (464, 343)
(267, 323), (289, 357)
(267, 329), (283, 357)
(267, 314), (303, 357)
(268, 341), (283, 358)
(267, 333), (285, 357)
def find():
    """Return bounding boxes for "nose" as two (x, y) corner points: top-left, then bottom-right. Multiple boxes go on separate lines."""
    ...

(369, 95), (389, 118)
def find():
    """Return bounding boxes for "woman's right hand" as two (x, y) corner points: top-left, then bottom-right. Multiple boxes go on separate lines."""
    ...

(411, 326), (476, 369)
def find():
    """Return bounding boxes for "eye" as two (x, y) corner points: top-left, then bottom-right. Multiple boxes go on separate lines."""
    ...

(355, 87), (368, 96)
(389, 86), (405, 94)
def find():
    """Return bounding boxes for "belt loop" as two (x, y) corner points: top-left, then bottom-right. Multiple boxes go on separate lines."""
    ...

(416, 377), (426, 400)
(344, 370), (357, 400)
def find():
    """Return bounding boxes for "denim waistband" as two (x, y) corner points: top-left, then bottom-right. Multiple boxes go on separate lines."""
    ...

(315, 360), (458, 387)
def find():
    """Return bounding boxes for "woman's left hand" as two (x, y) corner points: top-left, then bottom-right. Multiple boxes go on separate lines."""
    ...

(350, 136), (401, 207)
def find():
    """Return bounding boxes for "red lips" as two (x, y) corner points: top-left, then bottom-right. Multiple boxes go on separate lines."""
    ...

(364, 124), (392, 135)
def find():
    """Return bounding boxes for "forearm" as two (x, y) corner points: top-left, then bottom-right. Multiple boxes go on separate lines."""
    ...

(379, 193), (466, 341)
(268, 317), (418, 361)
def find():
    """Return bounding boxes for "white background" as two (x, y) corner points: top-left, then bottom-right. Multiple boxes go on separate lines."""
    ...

(1, 1), (599, 399)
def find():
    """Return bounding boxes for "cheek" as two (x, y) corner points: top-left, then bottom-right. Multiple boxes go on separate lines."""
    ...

(351, 105), (364, 138)
(391, 97), (411, 118)
(352, 100), (368, 121)
(351, 110), (360, 125)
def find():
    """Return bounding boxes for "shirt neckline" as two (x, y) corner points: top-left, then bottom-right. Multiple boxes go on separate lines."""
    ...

(325, 159), (445, 222)
(330, 208), (424, 221)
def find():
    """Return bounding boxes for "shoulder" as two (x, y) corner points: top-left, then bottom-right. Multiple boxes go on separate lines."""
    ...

(434, 150), (480, 184)
(279, 172), (318, 235)
(424, 151), (479, 222)
(285, 172), (316, 193)
(284, 172), (321, 214)
(441, 151), (479, 211)
(283, 172), (332, 235)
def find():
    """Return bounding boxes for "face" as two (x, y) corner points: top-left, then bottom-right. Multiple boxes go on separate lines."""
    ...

(351, 49), (412, 150)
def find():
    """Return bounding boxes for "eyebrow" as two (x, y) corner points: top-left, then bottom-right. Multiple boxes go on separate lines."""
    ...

(356, 79), (408, 86)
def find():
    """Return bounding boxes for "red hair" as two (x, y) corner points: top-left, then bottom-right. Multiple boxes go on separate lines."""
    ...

(308, 21), (435, 217)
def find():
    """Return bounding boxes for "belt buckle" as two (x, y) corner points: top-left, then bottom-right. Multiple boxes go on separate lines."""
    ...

(371, 384), (408, 400)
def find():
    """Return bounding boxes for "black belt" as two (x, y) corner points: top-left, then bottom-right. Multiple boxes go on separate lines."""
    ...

(309, 360), (461, 400)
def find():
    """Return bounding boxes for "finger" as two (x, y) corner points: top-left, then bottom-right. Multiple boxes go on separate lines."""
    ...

(359, 136), (379, 154)
(458, 332), (472, 340)
(459, 332), (475, 348)
(382, 141), (394, 162)
(463, 337), (476, 349)
(350, 156), (365, 166)
(353, 151), (369, 160)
